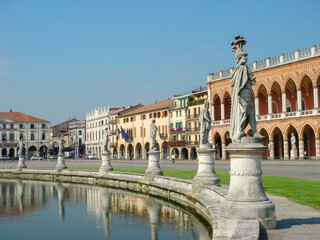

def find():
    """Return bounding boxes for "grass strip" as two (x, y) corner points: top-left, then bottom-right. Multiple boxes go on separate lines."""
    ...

(49, 167), (320, 210)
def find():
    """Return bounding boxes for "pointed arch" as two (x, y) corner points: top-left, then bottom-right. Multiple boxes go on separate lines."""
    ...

(299, 74), (314, 110)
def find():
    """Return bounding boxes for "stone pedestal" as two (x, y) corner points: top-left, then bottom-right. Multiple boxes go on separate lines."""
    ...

(219, 137), (276, 232)
(290, 149), (297, 160)
(193, 144), (220, 187)
(55, 153), (67, 171)
(16, 154), (26, 171)
(99, 150), (113, 175)
(145, 149), (163, 179)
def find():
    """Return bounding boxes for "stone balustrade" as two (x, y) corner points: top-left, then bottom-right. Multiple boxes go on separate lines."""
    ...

(207, 44), (320, 82)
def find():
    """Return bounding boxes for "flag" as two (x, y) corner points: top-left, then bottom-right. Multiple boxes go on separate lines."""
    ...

(116, 128), (121, 141)
(121, 127), (129, 139)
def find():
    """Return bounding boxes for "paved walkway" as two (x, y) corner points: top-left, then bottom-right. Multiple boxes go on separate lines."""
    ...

(1, 159), (320, 239)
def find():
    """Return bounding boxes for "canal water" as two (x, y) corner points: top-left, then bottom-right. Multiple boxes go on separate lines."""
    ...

(0, 179), (211, 240)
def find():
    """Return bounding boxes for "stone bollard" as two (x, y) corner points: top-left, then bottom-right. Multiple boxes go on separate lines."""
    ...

(99, 150), (113, 175)
(55, 153), (67, 171)
(193, 144), (220, 192)
(218, 137), (276, 233)
(16, 154), (27, 171)
(145, 149), (163, 180)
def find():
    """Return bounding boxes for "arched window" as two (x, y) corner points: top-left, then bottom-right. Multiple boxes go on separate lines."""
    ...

(2, 133), (7, 141)
(9, 132), (14, 141)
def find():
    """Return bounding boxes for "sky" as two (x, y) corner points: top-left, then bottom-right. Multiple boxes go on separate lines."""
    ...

(1, 0), (319, 125)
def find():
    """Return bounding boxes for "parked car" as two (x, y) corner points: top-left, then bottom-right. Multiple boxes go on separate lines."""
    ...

(84, 155), (89, 159)
(31, 156), (44, 160)
(88, 153), (97, 159)
(11, 157), (19, 160)
(0, 156), (10, 160)
(50, 155), (58, 160)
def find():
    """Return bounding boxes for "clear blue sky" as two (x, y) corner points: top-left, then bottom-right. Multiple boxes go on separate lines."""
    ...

(1, 0), (319, 125)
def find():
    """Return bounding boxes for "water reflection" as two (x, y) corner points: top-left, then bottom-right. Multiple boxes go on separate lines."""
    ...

(0, 179), (211, 240)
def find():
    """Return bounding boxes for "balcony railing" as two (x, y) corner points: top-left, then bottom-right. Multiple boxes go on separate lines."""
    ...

(186, 114), (199, 120)
(186, 141), (199, 147)
(168, 140), (186, 146)
(125, 137), (133, 142)
(169, 128), (185, 134)
(110, 130), (117, 135)
(160, 134), (168, 140)
(186, 127), (200, 132)
(212, 109), (320, 126)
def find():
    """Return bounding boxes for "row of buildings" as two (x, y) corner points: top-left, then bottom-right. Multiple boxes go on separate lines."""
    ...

(1, 44), (319, 160)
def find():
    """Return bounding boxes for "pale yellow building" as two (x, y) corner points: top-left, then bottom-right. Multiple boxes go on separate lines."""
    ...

(117, 99), (173, 160)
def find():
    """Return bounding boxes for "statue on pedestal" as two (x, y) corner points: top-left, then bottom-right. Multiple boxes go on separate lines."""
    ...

(150, 120), (158, 150)
(230, 35), (262, 143)
(59, 136), (65, 155)
(18, 137), (25, 156)
(199, 100), (211, 145)
(291, 133), (296, 150)
(104, 128), (112, 152)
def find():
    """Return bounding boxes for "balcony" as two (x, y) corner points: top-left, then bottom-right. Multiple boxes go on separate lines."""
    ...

(186, 141), (199, 147)
(186, 114), (199, 120)
(168, 140), (186, 147)
(110, 143), (117, 148)
(110, 129), (117, 135)
(160, 134), (168, 140)
(125, 137), (133, 142)
(186, 127), (200, 132)
(169, 128), (185, 134)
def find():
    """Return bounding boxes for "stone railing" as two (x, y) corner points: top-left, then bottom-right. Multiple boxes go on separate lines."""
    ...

(212, 109), (320, 126)
(207, 44), (320, 82)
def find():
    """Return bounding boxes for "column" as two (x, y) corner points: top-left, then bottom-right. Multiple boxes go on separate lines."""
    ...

(255, 96), (259, 115)
(269, 140), (274, 160)
(268, 94), (272, 114)
(283, 140), (289, 160)
(211, 105), (215, 121)
(299, 138), (304, 160)
(297, 89), (302, 111)
(314, 86), (319, 109)
(316, 138), (320, 160)
(221, 142), (226, 160)
(282, 92), (287, 113)
(221, 102), (225, 120)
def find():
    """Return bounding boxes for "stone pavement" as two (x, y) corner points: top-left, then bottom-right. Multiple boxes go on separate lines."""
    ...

(262, 194), (320, 240)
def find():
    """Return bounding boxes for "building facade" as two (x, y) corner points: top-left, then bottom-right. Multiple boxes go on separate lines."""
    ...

(117, 99), (173, 160)
(85, 106), (113, 159)
(68, 120), (86, 158)
(207, 44), (320, 160)
(0, 112), (50, 159)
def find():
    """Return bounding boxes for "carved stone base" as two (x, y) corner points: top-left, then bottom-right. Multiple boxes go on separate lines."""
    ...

(193, 145), (220, 191)
(218, 136), (276, 231)
(145, 150), (163, 179)
(99, 150), (113, 175)
(16, 155), (26, 171)
(56, 154), (67, 171)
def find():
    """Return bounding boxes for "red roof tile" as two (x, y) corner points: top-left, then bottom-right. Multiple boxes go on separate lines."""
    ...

(0, 112), (50, 123)
(120, 99), (173, 117)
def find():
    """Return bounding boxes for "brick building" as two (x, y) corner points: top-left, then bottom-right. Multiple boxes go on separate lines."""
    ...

(207, 44), (320, 160)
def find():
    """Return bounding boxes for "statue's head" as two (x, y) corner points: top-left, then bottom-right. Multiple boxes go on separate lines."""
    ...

(152, 119), (156, 123)
(204, 100), (210, 108)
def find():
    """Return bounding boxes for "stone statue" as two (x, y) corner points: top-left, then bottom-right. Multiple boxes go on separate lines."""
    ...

(230, 35), (262, 143)
(104, 128), (112, 151)
(59, 136), (65, 155)
(199, 100), (211, 145)
(150, 119), (158, 150)
(18, 137), (25, 156)
(291, 133), (296, 150)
